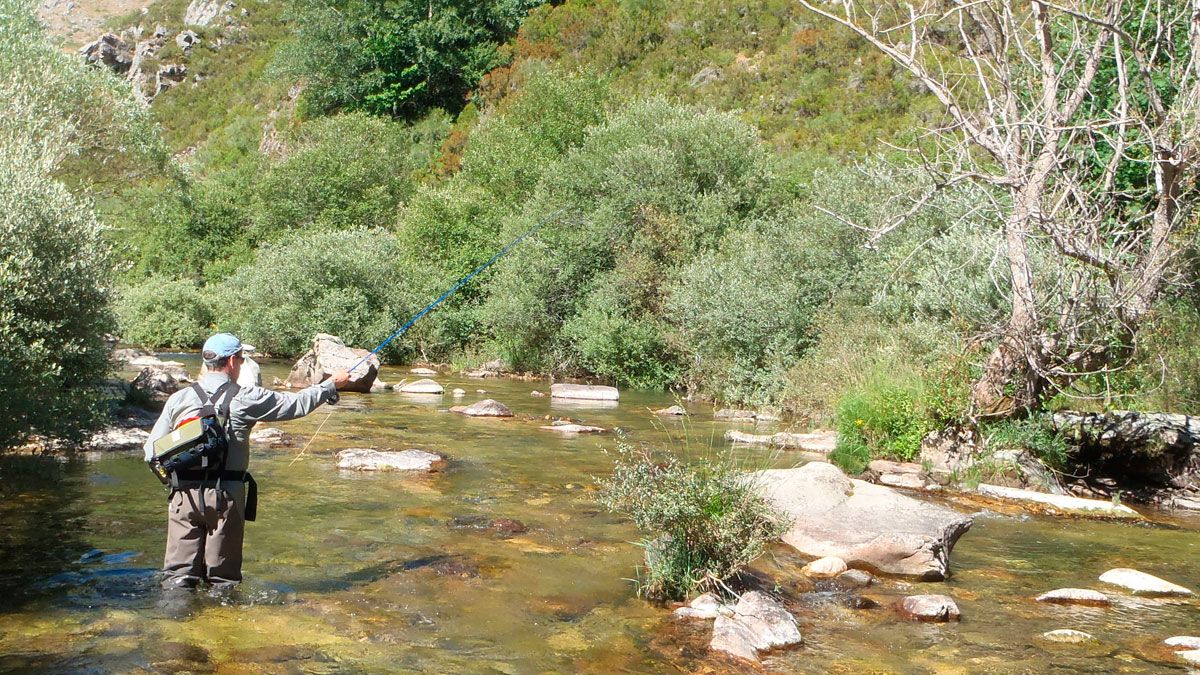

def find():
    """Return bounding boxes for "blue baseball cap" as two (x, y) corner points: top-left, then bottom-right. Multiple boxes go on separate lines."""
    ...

(202, 333), (242, 361)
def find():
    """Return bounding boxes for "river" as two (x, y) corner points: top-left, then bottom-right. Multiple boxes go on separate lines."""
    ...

(1, 356), (1199, 672)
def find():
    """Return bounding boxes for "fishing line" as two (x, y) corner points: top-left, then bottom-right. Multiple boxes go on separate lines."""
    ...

(290, 209), (566, 465)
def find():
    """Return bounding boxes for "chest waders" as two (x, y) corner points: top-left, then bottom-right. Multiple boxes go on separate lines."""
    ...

(149, 382), (258, 522)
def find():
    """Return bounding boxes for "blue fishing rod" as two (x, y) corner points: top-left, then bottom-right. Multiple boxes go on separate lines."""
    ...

(292, 208), (566, 462)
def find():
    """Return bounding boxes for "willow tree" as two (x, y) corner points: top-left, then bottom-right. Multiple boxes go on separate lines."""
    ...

(798, 0), (1199, 416)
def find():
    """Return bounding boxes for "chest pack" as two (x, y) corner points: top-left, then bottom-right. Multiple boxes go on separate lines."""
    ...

(148, 382), (240, 485)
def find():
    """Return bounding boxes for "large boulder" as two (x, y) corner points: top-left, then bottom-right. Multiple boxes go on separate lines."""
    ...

(78, 33), (133, 73)
(285, 334), (379, 393)
(709, 591), (801, 664)
(752, 462), (972, 579)
(550, 383), (619, 401)
(1054, 410), (1200, 489)
(450, 399), (513, 417)
(131, 366), (186, 397)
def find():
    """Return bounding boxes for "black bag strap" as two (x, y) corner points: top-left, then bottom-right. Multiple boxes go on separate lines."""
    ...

(188, 381), (239, 423)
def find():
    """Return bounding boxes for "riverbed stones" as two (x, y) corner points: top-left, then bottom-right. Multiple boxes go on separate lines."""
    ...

(654, 405), (687, 416)
(550, 383), (619, 401)
(802, 556), (848, 578)
(976, 484), (1143, 519)
(539, 423), (607, 434)
(1099, 568), (1194, 596)
(1041, 629), (1094, 643)
(286, 334), (379, 393)
(335, 448), (445, 472)
(899, 595), (960, 622)
(397, 378), (444, 394)
(753, 462), (973, 579)
(1035, 588), (1111, 607)
(725, 430), (837, 452)
(450, 399), (513, 417)
(709, 591), (801, 664)
(1165, 636), (1200, 649)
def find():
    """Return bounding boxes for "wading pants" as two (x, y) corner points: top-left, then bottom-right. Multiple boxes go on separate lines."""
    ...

(162, 483), (246, 589)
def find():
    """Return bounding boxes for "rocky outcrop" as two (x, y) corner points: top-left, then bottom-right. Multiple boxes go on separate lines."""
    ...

(975, 484), (1143, 519)
(550, 383), (619, 401)
(1054, 411), (1200, 500)
(78, 33), (133, 73)
(899, 595), (960, 621)
(1098, 568), (1193, 596)
(450, 399), (512, 417)
(336, 448), (445, 472)
(286, 334), (379, 393)
(397, 379), (444, 394)
(131, 366), (186, 397)
(154, 63), (187, 96)
(709, 591), (801, 664)
(175, 29), (199, 51)
(1035, 588), (1111, 607)
(753, 462), (972, 580)
(725, 430), (836, 453)
(184, 0), (235, 26)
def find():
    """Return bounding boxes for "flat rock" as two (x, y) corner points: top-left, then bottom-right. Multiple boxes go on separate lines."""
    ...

(86, 427), (149, 451)
(674, 592), (727, 620)
(286, 334), (379, 393)
(878, 473), (930, 490)
(409, 367), (439, 375)
(336, 448), (445, 472)
(550, 383), (619, 401)
(899, 595), (960, 622)
(725, 430), (837, 453)
(869, 460), (924, 474)
(397, 378), (444, 394)
(249, 427), (285, 445)
(654, 405), (687, 416)
(1041, 629), (1094, 643)
(464, 369), (494, 378)
(1165, 636), (1200, 650)
(753, 462), (972, 579)
(450, 399), (513, 417)
(710, 591), (801, 664)
(1099, 568), (1193, 596)
(835, 569), (876, 589)
(976, 484), (1143, 519)
(539, 424), (606, 434)
(1035, 588), (1111, 607)
(1178, 650), (1200, 665)
(715, 408), (757, 420)
(802, 556), (847, 578)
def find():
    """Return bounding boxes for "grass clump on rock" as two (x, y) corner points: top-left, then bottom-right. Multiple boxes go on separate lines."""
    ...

(597, 441), (790, 601)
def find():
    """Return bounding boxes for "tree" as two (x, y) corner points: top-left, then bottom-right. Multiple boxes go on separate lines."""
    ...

(798, 0), (1200, 416)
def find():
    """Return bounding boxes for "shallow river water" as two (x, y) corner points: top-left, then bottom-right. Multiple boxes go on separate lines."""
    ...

(2, 357), (1200, 673)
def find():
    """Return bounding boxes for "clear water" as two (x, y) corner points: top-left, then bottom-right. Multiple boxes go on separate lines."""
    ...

(2, 357), (1200, 673)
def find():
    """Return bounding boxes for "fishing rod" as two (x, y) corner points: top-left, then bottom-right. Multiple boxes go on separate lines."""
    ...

(291, 208), (567, 463)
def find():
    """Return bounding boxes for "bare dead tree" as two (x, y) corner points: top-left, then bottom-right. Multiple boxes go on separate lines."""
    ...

(798, 0), (1200, 416)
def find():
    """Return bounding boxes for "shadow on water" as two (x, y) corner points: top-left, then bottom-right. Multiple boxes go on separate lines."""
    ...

(0, 454), (101, 613)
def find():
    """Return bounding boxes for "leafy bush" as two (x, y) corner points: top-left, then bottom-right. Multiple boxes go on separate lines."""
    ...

(115, 277), (214, 349)
(982, 416), (1070, 470)
(214, 228), (423, 359)
(597, 440), (789, 601)
(831, 377), (933, 474)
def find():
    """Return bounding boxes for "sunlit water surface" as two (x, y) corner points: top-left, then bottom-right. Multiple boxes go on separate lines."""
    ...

(2, 357), (1200, 673)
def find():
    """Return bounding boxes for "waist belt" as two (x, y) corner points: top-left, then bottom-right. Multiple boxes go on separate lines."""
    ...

(169, 470), (258, 522)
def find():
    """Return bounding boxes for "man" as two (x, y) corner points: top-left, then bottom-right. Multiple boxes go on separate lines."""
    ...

(144, 332), (350, 589)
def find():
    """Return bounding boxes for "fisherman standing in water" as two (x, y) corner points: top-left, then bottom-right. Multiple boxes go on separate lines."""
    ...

(144, 333), (350, 590)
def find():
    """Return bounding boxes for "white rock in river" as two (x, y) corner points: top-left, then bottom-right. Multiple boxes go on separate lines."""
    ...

(1178, 650), (1200, 665)
(410, 367), (438, 375)
(550, 383), (619, 401)
(452, 388), (466, 397)
(1099, 568), (1193, 596)
(1041, 629), (1094, 643)
(673, 592), (728, 620)
(976, 484), (1143, 519)
(539, 423), (606, 434)
(450, 399), (512, 417)
(86, 426), (149, 451)
(1035, 588), (1111, 607)
(710, 591), (801, 664)
(336, 448), (445, 472)
(1165, 636), (1200, 650)
(802, 556), (847, 578)
(899, 595), (961, 622)
(753, 462), (972, 579)
(249, 427), (285, 445)
(398, 378), (444, 394)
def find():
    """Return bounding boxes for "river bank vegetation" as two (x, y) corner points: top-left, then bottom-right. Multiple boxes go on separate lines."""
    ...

(4, 0), (1199, 484)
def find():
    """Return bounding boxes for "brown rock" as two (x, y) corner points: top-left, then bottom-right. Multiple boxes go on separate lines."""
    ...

(899, 595), (960, 622)
(451, 399), (512, 417)
(285, 334), (379, 393)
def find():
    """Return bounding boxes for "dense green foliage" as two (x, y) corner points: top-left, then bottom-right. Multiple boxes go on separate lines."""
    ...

(115, 277), (214, 349)
(598, 440), (789, 600)
(0, 0), (159, 450)
(278, 0), (540, 118)
(830, 378), (932, 474)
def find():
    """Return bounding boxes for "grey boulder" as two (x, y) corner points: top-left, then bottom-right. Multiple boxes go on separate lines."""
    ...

(710, 591), (801, 664)
(450, 399), (513, 417)
(336, 448), (445, 472)
(286, 333), (379, 393)
(550, 383), (619, 401)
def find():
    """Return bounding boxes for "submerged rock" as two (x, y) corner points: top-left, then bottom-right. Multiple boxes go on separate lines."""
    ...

(709, 591), (801, 664)
(410, 367), (439, 376)
(976, 484), (1143, 519)
(1099, 568), (1193, 596)
(899, 595), (960, 622)
(336, 448), (445, 472)
(802, 556), (847, 578)
(286, 334), (379, 393)
(654, 405), (687, 416)
(397, 378), (444, 394)
(1165, 636), (1200, 650)
(1178, 650), (1200, 665)
(550, 383), (619, 401)
(1041, 629), (1094, 643)
(753, 462), (972, 579)
(451, 388), (466, 397)
(725, 430), (836, 453)
(1035, 588), (1111, 607)
(834, 569), (876, 589)
(539, 423), (606, 434)
(450, 399), (513, 417)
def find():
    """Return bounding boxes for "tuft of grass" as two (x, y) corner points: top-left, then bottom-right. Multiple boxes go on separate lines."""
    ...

(831, 377), (932, 474)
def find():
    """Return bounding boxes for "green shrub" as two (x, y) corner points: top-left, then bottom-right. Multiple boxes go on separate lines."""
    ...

(561, 280), (680, 389)
(115, 277), (214, 349)
(982, 415), (1070, 470)
(597, 440), (789, 601)
(831, 377), (933, 474)
(214, 228), (422, 359)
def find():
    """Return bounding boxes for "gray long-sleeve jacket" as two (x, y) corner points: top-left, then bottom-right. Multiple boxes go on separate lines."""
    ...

(143, 372), (336, 473)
